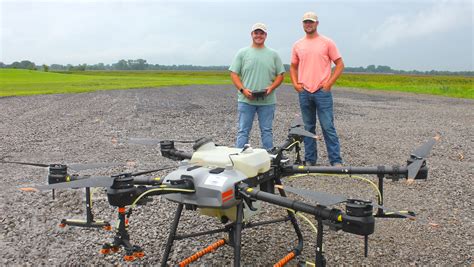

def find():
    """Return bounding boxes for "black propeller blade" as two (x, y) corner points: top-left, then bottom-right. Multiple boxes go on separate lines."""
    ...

(289, 127), (321, 140)
(291, 116), (305, 128)
(407, 134), (441, 180)
(411, 134), (441, 159)
(35, 175), (114, 190)
(278, 185), (346, 206)
(22, 166), (175, 191)
(127, 137), (162, 146)
(0, 160), (122, 172)
(407, 159), (425, 180)
(289, 116), (321, 140)
(126, 137), (194, 146)
(371, 203), (416, 220)
(0, 160), (49, 168)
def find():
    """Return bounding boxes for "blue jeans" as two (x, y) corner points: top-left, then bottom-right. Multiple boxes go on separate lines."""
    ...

(298, 89), (342, 165)
(236, 102), (275, 150)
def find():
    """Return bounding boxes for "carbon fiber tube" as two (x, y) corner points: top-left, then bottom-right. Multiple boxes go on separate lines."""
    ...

(284, 164), (428, 180)
(132, 176), (163, 186)
(237, 184), (340, 221)
(237, 184), (375, 236)
(283, 165), (409, 176)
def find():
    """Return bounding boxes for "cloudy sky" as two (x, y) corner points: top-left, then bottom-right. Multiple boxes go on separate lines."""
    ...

(1, 0), (472, 71)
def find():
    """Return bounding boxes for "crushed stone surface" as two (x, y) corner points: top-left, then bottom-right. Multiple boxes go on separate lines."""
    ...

(0, 85), (472, 265)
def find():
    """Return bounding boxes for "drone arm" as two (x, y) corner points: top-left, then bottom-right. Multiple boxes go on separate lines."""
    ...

(238, 183), (337, 219)
(282, 165), (427, 180)
(237, 184), (374, 236)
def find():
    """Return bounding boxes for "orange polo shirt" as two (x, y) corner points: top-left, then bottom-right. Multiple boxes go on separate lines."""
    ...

(291, 34), (341, 93)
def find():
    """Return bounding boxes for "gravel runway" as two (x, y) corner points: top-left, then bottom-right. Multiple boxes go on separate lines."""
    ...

(0, 85), (472, 265)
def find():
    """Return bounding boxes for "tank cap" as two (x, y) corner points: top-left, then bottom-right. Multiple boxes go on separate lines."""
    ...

(242, 144), (253, 153)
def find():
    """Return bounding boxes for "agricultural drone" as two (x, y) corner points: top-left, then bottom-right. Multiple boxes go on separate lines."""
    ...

(3, 121), (440, 266)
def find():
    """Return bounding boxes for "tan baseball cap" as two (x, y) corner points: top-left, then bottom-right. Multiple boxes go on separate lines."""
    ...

(251, 22), (267, 33)
(302, 11), (318, 22)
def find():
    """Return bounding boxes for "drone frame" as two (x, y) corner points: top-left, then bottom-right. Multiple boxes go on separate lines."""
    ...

(9, 126), (438, 266)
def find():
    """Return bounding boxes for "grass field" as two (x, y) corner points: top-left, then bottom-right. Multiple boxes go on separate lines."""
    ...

(0, 69), (472, 98)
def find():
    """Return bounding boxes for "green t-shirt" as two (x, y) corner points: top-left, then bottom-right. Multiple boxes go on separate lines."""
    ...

(229, 46), (285, 105)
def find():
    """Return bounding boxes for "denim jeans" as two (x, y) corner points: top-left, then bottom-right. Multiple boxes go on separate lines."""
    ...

(236, 102), (275, 150)
(298, 89), (342, 165)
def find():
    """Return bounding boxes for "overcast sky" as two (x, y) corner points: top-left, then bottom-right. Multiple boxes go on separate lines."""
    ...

(1, 0), (472, 71)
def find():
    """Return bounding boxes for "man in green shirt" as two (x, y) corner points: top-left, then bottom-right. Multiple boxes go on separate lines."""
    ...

(229, 22), (285, 150)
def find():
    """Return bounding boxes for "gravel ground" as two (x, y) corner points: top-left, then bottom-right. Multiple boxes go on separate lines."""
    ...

(0, 85), (472, 266)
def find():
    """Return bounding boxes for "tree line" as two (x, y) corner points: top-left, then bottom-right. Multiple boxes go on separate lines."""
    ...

(1, 59), (472, 76)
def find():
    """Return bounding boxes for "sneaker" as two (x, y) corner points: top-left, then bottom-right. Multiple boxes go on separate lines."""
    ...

(332, 163), (343, 167)
(303, 161), (317, 166)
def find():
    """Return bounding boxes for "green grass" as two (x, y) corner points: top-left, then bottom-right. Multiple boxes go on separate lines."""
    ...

(1, 69), (473, 98)
(0, 69), (230, 97)
(333, 73), (473, 99)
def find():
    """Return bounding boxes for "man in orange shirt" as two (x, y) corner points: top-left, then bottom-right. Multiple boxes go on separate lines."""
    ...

(290, 11), (344, 166)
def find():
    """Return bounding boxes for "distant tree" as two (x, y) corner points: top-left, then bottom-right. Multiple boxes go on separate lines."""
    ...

(50, 64), (66, 71)
(113, 59), (129, 70)
(10, 61), (21, 69)
(42, 64), (49, 72)
(366, 65), (376, 72)
(15, 60), (36, 70)
(0, 62), (5, 68)
(68, 64), (86, 71)
(375, 65), (392, 73)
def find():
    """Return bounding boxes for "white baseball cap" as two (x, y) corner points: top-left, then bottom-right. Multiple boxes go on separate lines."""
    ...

(302, 11), (318, 22)
(251, 22), (267, 33)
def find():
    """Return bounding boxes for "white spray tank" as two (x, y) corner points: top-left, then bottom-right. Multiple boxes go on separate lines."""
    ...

(190, 140), (270, 177)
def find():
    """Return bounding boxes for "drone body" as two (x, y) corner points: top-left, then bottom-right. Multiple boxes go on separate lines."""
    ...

(164, 140), (270, 221)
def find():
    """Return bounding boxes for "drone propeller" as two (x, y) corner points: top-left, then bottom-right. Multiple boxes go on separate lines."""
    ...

(289, 116), (321, 140)
(411, 134), (441, 159)
(35, 175), (113, 190)
(0, 159), (122, 172)
(276, 184), (346, 206)
(291, 116), (305, 128)
(289, 127), (321, 140)
(407, 134), (441, 180)
(22, 166), (175, 191)
(126, 137), (194, 146)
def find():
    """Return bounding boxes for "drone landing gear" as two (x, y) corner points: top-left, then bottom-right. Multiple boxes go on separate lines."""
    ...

(59, 187), (111, 229)
(161, 201), (303, 267)
(100, 207), (144, 262)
